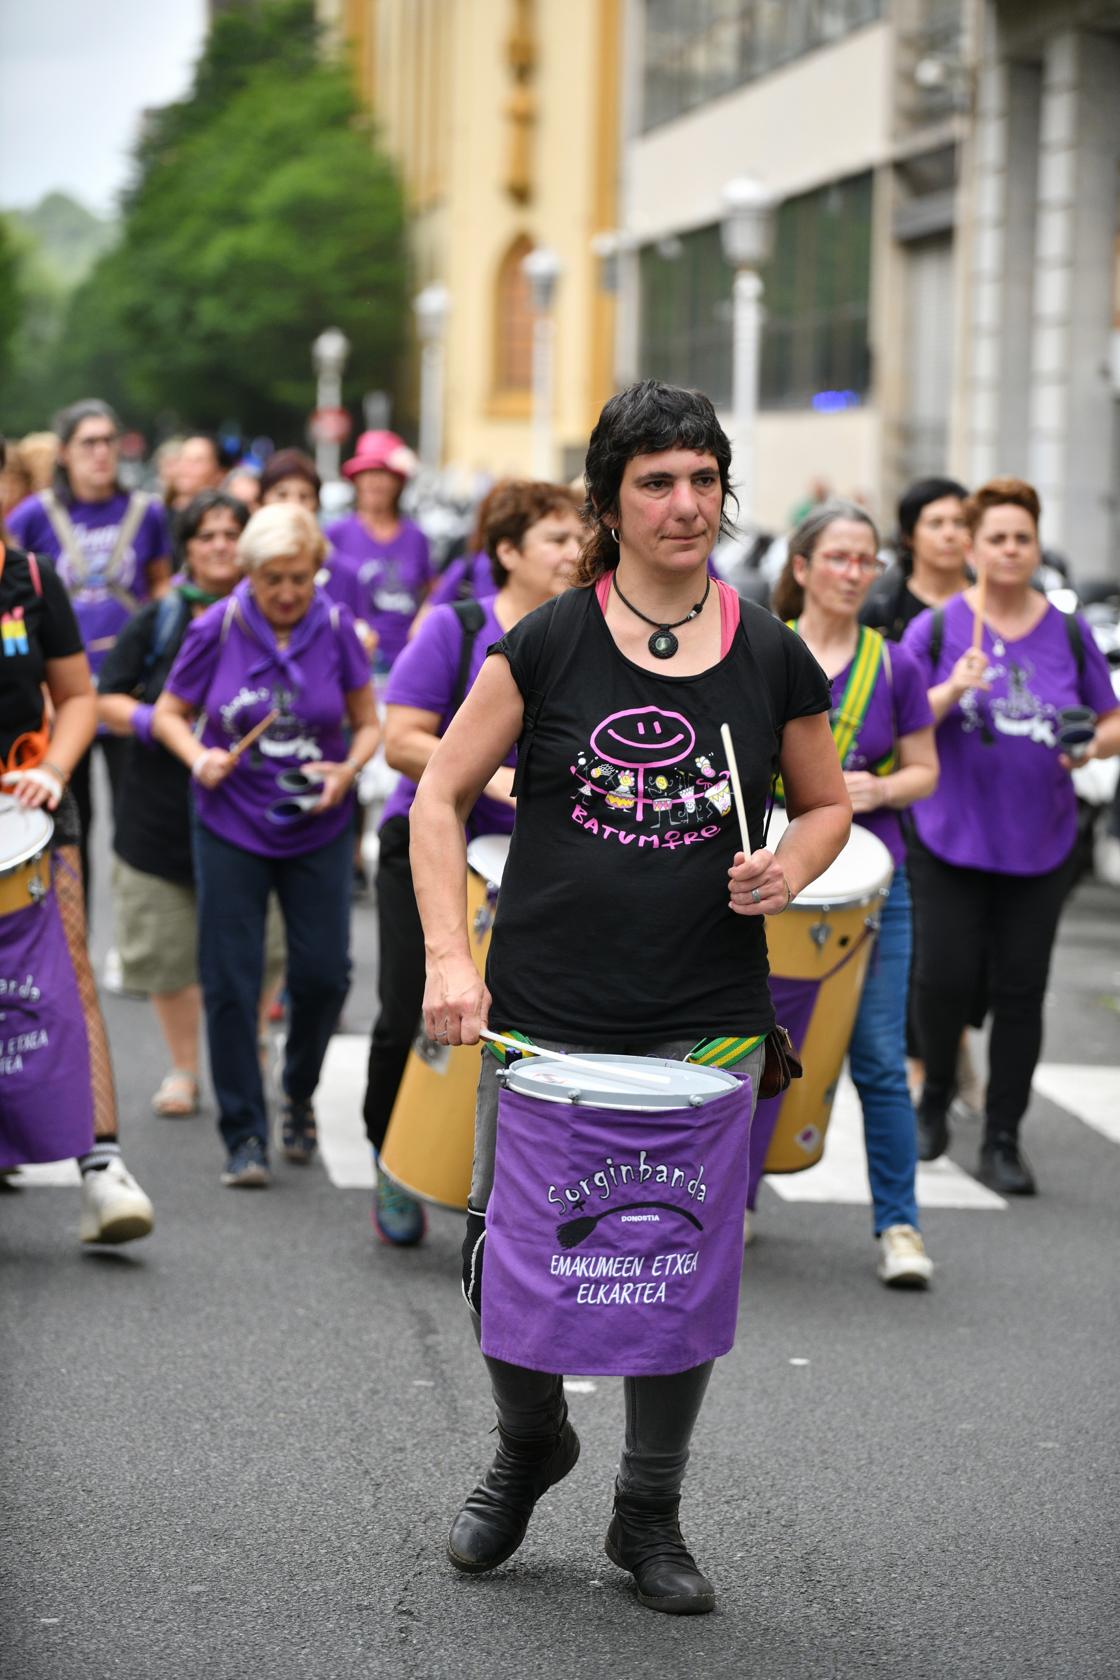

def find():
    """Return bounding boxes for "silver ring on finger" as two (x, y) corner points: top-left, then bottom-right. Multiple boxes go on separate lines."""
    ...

(751, 888), (762, 904)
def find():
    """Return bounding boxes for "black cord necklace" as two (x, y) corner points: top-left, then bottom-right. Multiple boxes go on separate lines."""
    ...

(611, 571), (711, 659)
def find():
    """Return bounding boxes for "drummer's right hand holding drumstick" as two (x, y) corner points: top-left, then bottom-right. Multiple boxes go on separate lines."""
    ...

(423, 953), (491, 1047)
(728, 848), (791, 917)
(190, 747), (237, 791)
(929, 647), (990, 722)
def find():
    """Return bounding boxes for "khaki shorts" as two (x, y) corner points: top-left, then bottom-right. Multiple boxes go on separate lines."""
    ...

(113, 857), (286, 997)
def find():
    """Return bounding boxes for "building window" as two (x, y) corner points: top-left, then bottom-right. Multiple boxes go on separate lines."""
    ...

(641, 0), (883, 131)
(494, 235), (535, 393)
(638, 172), (873, 411)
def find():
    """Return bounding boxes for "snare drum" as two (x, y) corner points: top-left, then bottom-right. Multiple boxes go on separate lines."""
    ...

(378, 833), (511, 1210)
(747, 810), (893, 1205)
(481, 1052), (753, 1376)
(0, 796), (54, 917)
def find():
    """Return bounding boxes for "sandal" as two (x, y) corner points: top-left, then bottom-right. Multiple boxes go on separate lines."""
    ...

(151, 1069), (200, 1118)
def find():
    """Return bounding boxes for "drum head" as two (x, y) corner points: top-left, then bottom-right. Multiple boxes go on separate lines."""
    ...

(503, 1052), (739, 1112)
(467, 832), (511, 889)
(765, 808), (892, 907)
(0, 794), (54, 872)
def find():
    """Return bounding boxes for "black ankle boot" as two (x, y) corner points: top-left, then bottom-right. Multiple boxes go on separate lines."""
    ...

(917, 1099), (950, 1162)
(447, 1408), (580, 1573)
(978, 1132), (1036, 1196)
(605, 1484), (715, 1615)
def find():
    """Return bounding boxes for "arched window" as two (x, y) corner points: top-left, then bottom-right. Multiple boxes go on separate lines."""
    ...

(494, 234), (534, 395)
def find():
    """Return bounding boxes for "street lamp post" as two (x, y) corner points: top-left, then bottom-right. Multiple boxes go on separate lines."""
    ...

(311, 326), (351, 483)
(719, 178), (775, 529)
(521, 246), (562, 478)
(413, 284), (450, 473)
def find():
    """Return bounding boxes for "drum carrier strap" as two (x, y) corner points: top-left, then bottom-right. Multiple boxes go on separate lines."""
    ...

(39, 488), (152, 618)
(774, 622), (892, 804)
(448, 597), (486, 714)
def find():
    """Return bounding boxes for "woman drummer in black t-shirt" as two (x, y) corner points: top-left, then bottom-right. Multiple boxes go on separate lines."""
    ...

(0, 438), (153, 1243)
(409, 382), (850, 1616)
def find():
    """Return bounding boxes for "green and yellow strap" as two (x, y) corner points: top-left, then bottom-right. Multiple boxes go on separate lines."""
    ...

(774, 622), (895, 803)
(686, 1034), (767, 1069)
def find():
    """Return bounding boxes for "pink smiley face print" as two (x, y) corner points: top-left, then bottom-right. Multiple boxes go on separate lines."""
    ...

(589, 706), (697, 770)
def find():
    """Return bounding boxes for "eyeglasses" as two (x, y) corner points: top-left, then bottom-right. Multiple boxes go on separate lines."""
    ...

(72, 433), (119, 451)
(815, 551), (885, 577)
(192, 528), (241, 543)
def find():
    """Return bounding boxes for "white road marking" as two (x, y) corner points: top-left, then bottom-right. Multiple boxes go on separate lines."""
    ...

(764, 1071), (1007, 1210)
(1031, 1063), (1120, 1146)
(563, 1379), (598, 1394)
(7, 1161), (80, 1187)
(315, 1034), (376, 1187)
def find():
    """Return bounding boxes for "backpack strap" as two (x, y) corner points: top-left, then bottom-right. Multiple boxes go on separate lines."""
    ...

(929, 606), (945, 669)
(143, 590), (190, 681)
(38, 489), (87, 580)
(509, 588), (585, 796)
(739, 601), (792, 843)
(448, 598), (486, 716)
(103, 492), (151, 611)
(26, 552), (43, 596)
(1063, 609), (1085, 683)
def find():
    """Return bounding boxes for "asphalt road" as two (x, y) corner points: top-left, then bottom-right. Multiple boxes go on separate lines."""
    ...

(2, 812), (1119, 1680)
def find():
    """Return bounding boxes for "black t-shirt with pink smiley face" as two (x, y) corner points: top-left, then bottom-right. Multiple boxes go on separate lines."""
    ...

(488, 586), (831, 1046)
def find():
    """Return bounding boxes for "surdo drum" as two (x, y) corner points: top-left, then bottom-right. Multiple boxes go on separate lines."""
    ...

(747, 810), (893, 1204)
(0, 796), (53, 917)
(378, 833), (511, 1210)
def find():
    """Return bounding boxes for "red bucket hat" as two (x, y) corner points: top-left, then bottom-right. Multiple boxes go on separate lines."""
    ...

(342, 430), (419, 481)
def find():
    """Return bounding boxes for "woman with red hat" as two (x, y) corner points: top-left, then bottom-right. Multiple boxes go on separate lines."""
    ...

(326, 431), (431, 677)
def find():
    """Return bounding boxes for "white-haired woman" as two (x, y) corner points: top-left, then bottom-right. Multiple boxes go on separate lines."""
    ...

(154, 504), (379, 1186)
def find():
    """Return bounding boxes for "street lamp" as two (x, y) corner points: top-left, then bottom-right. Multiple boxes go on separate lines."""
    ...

(413, 284), (450, 473)
(311, 326), (351, 483)
(719, 177), (775, 528)
(521, 245), (562, 477)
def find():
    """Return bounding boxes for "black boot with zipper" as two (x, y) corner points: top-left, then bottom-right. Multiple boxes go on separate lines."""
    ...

(447, 1406), (580, 1573)
(605, 1483), (716, 1615)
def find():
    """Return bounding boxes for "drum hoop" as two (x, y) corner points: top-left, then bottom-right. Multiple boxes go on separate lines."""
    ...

(0, 799), (54, 877)
(503, 1055), (739, 1112)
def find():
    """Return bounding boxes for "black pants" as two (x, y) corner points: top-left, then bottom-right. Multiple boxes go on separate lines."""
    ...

(363, 815), (426, 1154)
(70, 735), (130, 912)
(909, 840), (1074, 1137)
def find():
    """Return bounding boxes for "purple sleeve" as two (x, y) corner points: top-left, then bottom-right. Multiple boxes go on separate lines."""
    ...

(413, 524), (433, 585)
(1075, 616), (1120, 717)
(6, 497), (46, 550)
(320, 558), (363, 619)
(428, 557), (467, 607)
(384, 607), (458, 713)
(163, 607), (224, 710)
(138, 500), (172, 562)
(889, 643), (934, 736)
(334, 605), (374, 692)
(900, 607), (935, 680)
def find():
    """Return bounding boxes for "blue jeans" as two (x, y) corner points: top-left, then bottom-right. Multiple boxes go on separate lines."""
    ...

(848, 866), (920, 1235)
(195, 822), (352, 1154)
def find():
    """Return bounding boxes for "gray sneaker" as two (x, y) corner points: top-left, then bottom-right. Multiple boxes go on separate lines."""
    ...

(221, 1137), (271, 1188)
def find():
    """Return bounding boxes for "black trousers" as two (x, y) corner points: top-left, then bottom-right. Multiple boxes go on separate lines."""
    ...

(909, 840), (1074, 1137)
(70, 735), (131, 913)
(363, 815), (426, 1154)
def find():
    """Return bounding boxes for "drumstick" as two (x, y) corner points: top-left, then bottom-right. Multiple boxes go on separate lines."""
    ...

(971, 568), (987, 653)
(719, 723), (752, 859)
(479, 1029), (671, 1088)
(229, 709), (279, 762)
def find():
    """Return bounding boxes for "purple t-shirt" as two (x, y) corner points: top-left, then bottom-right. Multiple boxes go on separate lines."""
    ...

(380, 599), (515, 840)
(323, 516), (432, 671)
(902, 595), (1118, 875)
(825, 640), (932, 866)
(7, 491), (170, 675)
(316, 549), (367, 623)
(428, 550), (498, 607)
(164, 581), (372, 858)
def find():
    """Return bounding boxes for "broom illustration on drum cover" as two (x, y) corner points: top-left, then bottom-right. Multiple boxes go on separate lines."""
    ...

(557, 1203), (705, 1249)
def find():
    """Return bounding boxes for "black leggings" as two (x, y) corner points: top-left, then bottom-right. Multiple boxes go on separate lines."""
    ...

(363, 815), (426, 1154)
(909, 841), (1074, 1135)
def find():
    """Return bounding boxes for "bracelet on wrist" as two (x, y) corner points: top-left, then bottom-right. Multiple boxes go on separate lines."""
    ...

(344, 757), (361, 779)
(41, 759), (70, 788)
(191, 751), (211, 781)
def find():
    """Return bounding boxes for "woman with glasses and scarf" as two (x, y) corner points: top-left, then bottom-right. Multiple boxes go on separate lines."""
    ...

(153, 504), (379, 1186)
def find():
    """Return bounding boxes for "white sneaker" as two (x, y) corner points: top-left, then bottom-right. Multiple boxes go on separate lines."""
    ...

(877, 1224), (932, 1288)
(79, 1158), (155, 1245)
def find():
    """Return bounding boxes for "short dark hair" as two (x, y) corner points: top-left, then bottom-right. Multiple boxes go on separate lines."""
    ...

(896, 476), (968, 573)
(175, 490), (250, 566)
(482, 480), (582, 585)
(577, 380), (736, 585)
(259, 448), (321, 502)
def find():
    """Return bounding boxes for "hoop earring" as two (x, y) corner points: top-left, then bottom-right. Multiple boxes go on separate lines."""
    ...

(609, 527), (621, 545)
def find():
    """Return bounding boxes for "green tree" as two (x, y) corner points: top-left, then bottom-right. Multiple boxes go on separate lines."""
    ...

(0, 218), (21, 393)
(60, 0), (408, 441)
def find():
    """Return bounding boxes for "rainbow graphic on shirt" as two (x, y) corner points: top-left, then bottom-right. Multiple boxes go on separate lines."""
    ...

(2, 607), (29, 657)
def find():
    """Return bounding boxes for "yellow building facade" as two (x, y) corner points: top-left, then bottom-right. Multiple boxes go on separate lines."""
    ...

(320, 0), (621, 478)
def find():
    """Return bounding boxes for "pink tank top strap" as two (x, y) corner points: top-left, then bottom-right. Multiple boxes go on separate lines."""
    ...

(594, 572), (612, 612)
(716, 578), (740, 657)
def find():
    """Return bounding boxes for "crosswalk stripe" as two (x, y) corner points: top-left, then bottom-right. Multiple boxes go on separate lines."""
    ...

(316, 1034), (376, 1187)
(764, 1072), (1007, 1210)
(1031, 1063), (1120, 1146)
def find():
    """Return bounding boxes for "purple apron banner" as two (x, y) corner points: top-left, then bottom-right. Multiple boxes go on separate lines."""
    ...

(481, 1076), (753, 1377)
(0, 884), (94, 1171)
(746, 977), (820, 1210)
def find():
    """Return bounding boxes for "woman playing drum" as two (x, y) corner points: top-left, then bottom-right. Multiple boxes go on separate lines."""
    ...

(0, 438), (154, 1242)
(363, 480), (583, 1245)
(902, 477), (1120, 1193)
(409, 382), (849, 1615)
(771, 502), (939, 1285)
